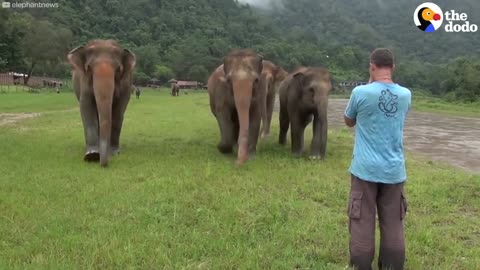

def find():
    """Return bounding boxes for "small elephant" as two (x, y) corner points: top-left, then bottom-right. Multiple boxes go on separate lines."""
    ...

(259, 60), (288, 138)
(134, 86), (141, 99)
(171, 83), (180, 96)
(208, 49), (264, 165)
(68, 39), (136, 167)
(279, 67), (332, 160)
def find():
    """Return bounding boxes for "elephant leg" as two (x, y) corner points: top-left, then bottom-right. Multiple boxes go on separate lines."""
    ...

(279, 104), (289, 145)
(216, 109), (236, 154)
(248, 103), (262, 158)
(111, 91), (131, 156)
(263, 91), (275, 137)
(80, 93), (100, 162)
(259, 87), (268, 139)
(311, 105), (328, 160)
(290, 114), (306, 156)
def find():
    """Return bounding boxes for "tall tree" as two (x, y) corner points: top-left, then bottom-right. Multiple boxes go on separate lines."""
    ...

(21, 17), (72, 84)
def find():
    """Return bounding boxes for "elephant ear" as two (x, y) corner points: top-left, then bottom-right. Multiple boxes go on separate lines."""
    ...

(292, 70), (307, 86)
(122, 49), (136, 75)
(292, 70), (311, 95)
(67, 45), (86, 73)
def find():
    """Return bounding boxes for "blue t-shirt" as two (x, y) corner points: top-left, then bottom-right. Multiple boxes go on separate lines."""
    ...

(344, 82), (412, 184)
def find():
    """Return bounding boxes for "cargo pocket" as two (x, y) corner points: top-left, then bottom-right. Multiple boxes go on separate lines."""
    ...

(348, 192), (363, 220)
(400, 192), (408, 220)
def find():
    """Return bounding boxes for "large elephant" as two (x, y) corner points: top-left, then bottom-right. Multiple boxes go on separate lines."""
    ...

(68, 39), (136, 167)
(278, 67), (332, 160)
(208, 49), (264, 165)
(259, 60), (288, 138)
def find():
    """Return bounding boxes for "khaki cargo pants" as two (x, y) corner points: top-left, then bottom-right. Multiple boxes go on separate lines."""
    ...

(348, 175), (408, 270)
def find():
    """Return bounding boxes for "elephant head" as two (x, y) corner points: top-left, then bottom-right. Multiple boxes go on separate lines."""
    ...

(291, 67), (332, 111)
(223, 49), (263, 165)
(273, 67), (289, 92)
(67, 40), (136, 166)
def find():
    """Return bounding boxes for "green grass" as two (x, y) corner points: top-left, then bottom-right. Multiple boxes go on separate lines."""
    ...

(0, 91), (77, 113)
(0, 85), (30, 93)
(0, 91), (479, 269)
(412, 95), (480, 118)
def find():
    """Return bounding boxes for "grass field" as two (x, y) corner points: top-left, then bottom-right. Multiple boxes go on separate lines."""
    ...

(0, 90), (479, 269)
(411, 96), (480, 118)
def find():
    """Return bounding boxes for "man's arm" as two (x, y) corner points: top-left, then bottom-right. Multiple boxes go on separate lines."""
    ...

(344, 89), (358, 127)
(344, 115), (356, 127)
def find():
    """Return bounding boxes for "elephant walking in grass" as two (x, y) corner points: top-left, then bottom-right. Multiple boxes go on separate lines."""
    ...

(134, 86), (141, 99)
(208, 49), (264, 165)
(68, 39), (136, 167)
(171, 83), (180, 96)
(279, 67), (332, 160)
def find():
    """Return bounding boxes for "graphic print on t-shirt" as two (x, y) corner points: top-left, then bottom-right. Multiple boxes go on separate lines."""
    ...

(378, 89), (398, 117)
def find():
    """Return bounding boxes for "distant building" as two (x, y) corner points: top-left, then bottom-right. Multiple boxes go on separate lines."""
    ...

(168, 79), (205, 90)
(0, 72), (64, 88)
(176, 81), (199, 89)
(339, 81), (368, 87)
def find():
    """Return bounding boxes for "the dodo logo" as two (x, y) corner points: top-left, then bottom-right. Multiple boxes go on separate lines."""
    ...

(414, 3), (443, 32)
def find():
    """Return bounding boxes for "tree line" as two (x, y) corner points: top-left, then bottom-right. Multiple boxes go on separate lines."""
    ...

(0, 0), (478, 101)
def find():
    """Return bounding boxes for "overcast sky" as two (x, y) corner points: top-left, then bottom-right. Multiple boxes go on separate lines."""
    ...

(237, 0), (281, 8)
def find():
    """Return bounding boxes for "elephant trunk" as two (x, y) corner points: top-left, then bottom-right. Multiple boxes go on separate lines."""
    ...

(313, 95), (328, 159)
(232, 79), (253, 165)
(259, 74), (271, 137)
(93, 62), (115, 167)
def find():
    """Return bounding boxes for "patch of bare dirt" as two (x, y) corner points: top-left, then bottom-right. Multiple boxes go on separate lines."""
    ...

(0, 113), (41, 126)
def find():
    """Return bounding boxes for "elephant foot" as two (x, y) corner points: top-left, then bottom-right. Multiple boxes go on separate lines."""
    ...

(279, 137), (287, 145)
(84, 148), (100, 162)
(217, 143), (233, 154)
(235, 157), (248, 166)
(309, 155), (324, 161)
(248, 150), (257, 160)
(292, 150), (303, 158)
(110, 146), (121, 156)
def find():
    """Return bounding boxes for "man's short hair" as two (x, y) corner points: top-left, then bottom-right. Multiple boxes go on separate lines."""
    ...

(370, 48), (395, 68)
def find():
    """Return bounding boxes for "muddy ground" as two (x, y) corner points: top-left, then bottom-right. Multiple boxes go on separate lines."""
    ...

(327, 99), (480, 174)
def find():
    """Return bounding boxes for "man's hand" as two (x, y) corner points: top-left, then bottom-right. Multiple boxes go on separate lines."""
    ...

(344, 115), (356, 127)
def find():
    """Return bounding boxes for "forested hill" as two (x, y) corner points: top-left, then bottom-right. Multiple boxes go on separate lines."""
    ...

(264, 0), (480, 62)
(0, 0), (479, 100)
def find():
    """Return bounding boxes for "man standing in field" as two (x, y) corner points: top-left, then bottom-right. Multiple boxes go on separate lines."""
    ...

(344, 48), (411, 270)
